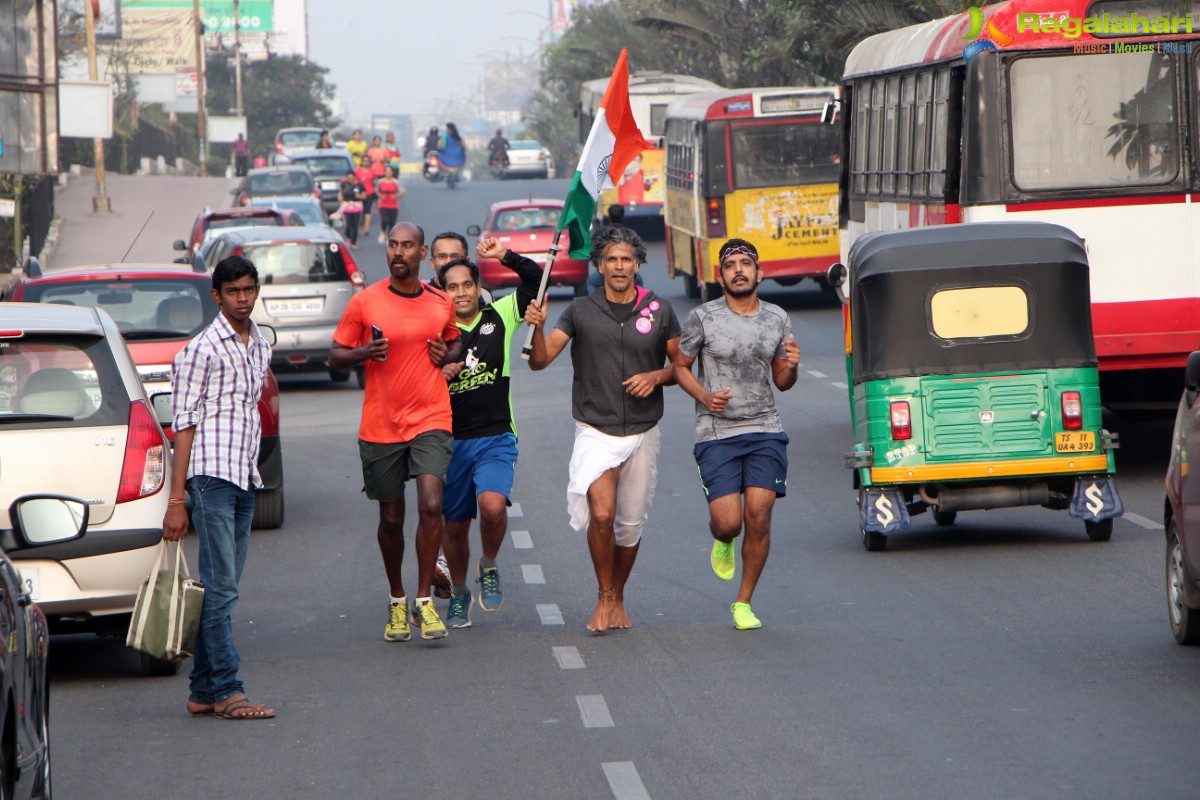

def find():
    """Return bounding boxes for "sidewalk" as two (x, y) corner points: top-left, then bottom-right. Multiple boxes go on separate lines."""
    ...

(42, 172), (237, 272)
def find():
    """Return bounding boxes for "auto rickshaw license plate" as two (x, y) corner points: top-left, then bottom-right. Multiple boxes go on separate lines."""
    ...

(1055, 432), (1096, 452)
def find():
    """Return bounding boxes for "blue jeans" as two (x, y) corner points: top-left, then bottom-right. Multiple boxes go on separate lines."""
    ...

(186, 476), (254, 704)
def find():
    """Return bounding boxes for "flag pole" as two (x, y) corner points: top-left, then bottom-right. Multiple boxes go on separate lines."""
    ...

(521, 230), (564, 360)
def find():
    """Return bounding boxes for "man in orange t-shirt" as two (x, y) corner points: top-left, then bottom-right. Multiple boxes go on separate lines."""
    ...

(329, 221), (462, 643)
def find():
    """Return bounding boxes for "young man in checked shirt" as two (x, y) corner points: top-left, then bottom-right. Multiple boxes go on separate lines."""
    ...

(163, 255), (276, 721)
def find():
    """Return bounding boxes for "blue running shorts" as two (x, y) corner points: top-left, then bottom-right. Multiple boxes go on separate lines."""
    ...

(693, 431), (789, 502)
(442, 432), (518, 521)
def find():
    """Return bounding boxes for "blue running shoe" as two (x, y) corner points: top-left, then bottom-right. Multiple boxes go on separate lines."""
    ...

(477, 564), (503, 612)
(446, 591), (473, 629)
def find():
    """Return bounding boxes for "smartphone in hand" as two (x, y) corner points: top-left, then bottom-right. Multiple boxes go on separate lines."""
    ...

(371, 325), (386, 361)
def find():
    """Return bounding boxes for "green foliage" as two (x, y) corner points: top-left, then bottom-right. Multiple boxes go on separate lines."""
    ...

(201, 54), (340, 157)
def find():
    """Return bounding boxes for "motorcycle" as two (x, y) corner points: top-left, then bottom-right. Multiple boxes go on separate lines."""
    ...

(489, 151), (509, 180)
(423, 152), (464, 189)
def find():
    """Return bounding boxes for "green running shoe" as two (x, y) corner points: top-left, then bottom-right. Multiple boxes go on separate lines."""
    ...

(731, 602), (762, 631)
(711, 539), (735, 581)
(477, 565), (503, 612)
(385, 601), (410, 642)
(446, 591), (473, 629)
(413, 599), (448, 640)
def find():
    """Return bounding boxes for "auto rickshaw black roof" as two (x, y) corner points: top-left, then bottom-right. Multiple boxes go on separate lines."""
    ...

(846, 221), (1097, 384)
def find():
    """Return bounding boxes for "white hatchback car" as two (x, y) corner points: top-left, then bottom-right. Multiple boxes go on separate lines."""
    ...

(0, 303), (172, 674)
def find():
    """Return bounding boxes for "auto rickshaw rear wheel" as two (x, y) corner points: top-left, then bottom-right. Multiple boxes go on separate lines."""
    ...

(860, 526), (887, 552)
(1084, 518), (1113, 542)
(932, 509), (957, 526)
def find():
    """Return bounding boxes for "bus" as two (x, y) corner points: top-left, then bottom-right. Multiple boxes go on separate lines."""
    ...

(662, 87), (841, 299)
(578, 71), (721, 230)
(840, 0), (1200, 406)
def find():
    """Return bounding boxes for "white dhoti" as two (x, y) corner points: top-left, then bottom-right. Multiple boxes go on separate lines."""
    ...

(567, 422), (662, 546)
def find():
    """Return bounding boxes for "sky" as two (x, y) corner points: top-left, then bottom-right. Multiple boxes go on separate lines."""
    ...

(306, 0), (557, 124)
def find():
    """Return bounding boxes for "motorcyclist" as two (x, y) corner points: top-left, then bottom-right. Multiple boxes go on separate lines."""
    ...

(487, 128), (510, 169)
(439, 122), (467, 171)
(422, 125), (440, 179)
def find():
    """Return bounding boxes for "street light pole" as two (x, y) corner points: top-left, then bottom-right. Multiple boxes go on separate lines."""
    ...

(233, 0), (243, 117)
(193, 0), (207, 176)
(84, 0), (111, 214)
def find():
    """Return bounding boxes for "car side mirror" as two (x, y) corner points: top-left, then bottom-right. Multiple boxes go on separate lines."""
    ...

(9, 495), (88, 546)
(173, 257), (189, 264)
(173, 239), (187, 251)
(820, 99), (841, 125)
(1186, 351), (1200, 408)
(258, 324), (277, 346)
(150, 392), (174, 429)
(466, 224), (481, 237)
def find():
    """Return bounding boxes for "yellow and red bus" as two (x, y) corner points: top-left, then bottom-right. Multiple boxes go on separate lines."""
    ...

(662, 87), (841, 299)
(841, 0), (1200, 406)
(578, 71), (721, 231)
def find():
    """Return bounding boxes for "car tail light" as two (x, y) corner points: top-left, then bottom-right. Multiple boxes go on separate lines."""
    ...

(349, 270), (365, 287)
(275, 140), (284, 155)
(705, 197), (726, 238)
(238, 192), (249, 207)
(890, 401), (911, 440)
(116, 400), (166, 503)
(1061, 391), (1082, 430)
(538, 151), (546, 161)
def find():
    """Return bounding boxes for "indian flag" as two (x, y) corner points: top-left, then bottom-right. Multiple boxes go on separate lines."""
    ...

(556, 48), (649, 259)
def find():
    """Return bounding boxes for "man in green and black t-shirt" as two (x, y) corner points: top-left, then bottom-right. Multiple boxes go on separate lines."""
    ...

(437, 237), (542, 628)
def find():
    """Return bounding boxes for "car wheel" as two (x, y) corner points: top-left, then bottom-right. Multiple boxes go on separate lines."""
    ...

(329, 367), (351, 383)
(932, 509), (957, 526)
(1167, 520), (1200, 644)
(355, 366), (366, 389)
(252, 483), (285, 530)
(139, 651), (181, 677)
(1084, 517), (1113, 542)
(861, 526), (887, 552)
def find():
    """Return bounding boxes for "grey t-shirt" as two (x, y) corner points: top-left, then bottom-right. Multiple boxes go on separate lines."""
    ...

(678, 296), (792, 442)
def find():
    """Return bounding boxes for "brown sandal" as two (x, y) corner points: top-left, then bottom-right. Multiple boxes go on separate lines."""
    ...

(215, 697), (276, 720)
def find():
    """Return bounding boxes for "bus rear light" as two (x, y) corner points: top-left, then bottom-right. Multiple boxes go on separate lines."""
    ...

(890, 401), (911, 440)
(1061, 391), (1082, 430)
(117, 400), (166, 503)
(706, 197), (726, 238)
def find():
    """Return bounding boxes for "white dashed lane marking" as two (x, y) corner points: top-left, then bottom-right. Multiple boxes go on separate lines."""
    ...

(602, 762), (652, 800)
(536, 604), (564, 625)
(1123, 512), (1162, 530)
(509, 502), (523, 517)
(510, 530), (533, 549)
(522, 564), (546, 584)
(806, 370), (827, 379)
(553, 645), (586, 669)
(577, 694), (614, 728)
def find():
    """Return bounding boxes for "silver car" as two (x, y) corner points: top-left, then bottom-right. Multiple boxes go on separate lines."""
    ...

(502, 140), (554, 179)
(203, 226), (365, 383)
(0, 303), (175, 674)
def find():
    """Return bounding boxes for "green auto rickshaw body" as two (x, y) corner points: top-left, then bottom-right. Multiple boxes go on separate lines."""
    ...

(838, 222), (1121, 548)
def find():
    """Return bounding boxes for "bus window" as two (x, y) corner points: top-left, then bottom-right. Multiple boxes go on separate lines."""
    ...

(730, 124), (839, 189)
(1010, 52), (1177, 190)
(912, 73), (932, 198)
(930, 69), (952, 197)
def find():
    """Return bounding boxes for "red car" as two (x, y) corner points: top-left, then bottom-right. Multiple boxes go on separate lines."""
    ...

(469, 199), (589, 296)
(174, 206), (304, 262)
(4, 262), (285, 529)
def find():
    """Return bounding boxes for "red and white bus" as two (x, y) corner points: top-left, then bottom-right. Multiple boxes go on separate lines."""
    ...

(840, 0), (1200, 405)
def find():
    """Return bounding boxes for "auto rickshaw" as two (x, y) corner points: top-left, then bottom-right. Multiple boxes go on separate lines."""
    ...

(827, 222), (1122, 551)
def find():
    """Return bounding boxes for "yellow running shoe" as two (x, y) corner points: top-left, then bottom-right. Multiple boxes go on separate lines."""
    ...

(413, 599), (448, 640)
(731, 602), (762, 631)
(711, 539), (735, 581)
(385, 601), (410, 642)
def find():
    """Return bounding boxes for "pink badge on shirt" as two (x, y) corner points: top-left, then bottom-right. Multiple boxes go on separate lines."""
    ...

(635, 317), (653, 334)
(649, 300), (660, 312)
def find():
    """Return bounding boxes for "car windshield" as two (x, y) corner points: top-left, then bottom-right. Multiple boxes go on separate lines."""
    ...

(245, 242), (348, 284)
(510, 141), (541, 151)
(295, 156), (352, 178)
(25, 279), (216, 339)
(492, 207), (559, 232)
(0, 335), (128, 426)
(248, 171), (313, 195)
(255, 200), (324, 225)
(280, 130), (322, 148)
(207, 215), (281, 233)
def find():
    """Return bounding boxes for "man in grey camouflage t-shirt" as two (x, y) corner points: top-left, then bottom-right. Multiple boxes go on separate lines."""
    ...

(673, 238), (800, 631)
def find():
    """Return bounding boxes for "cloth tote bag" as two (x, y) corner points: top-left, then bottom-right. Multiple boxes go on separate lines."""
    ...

(126, 540), (205, 661)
